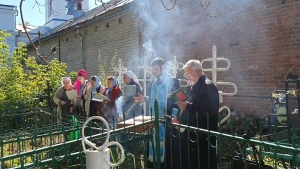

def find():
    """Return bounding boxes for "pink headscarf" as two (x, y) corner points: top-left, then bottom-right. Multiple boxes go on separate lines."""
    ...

(77, 69), (87, 78)
(73, 69), (87, 95)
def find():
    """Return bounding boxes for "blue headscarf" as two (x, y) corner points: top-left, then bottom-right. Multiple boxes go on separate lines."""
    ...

(90, 76), (101, 98)
(105, 77), (117, 95)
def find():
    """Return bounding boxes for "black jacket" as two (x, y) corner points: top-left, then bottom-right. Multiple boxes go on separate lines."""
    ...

(181, 75), (219, 131)
(174, 75), (219, 169)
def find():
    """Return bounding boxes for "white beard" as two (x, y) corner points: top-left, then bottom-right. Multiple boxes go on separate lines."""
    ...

(188, 77), (200, 86)
(188, 81), (196, 86)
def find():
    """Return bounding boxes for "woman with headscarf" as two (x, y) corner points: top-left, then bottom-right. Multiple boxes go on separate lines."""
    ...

(53, 77), (74, 124)
(97, 76), (122, 128)
(121, 70), (143, 120)
(73, 69), (89, 116)
(85, 76), (104, 117)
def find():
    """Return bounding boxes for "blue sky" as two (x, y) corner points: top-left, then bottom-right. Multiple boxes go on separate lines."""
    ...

(7, 0), (108, 26)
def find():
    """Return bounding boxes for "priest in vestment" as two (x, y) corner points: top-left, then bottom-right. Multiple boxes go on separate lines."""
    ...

(135, 57), (180, 169)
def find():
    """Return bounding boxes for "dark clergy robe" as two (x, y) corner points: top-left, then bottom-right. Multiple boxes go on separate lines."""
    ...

(174, 75), (219, 169)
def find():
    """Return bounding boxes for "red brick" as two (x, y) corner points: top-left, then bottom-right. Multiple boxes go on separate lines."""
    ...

(138, 0), (300, 115)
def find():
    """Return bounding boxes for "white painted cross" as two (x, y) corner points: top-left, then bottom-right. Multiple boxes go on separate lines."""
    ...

(113, 58), (127, 87)
(201, 45), (237, 103)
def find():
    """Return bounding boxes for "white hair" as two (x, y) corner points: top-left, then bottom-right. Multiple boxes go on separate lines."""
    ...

(61, 77), (72, 86)
(183, 59), (203, 71)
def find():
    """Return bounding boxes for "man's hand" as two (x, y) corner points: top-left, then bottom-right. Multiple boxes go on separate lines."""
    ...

(134, 93), (145, 102)
(60, 101), (66, 105)
(175, 101), (188, 111)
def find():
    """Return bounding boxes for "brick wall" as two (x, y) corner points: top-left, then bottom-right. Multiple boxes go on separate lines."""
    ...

(60, 30), (82, 72)
(27, 0), (300, 116)
(27, 38), (59, 62)
(137, 0), (300, 115)
(28, 4), (139, 83)
(82, 10), (139, 77)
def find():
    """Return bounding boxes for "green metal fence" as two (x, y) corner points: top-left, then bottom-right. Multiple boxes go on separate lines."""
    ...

(0, 106), (86, 168)
(1, 102), (300, 169)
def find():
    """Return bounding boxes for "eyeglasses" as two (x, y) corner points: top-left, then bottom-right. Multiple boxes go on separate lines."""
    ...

(183, 70), (197, 78)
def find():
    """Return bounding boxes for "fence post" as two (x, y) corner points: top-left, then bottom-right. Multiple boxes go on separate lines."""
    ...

(154, 100), (161, 169)
(46, 81), (51, 109)
(0, 128), (3, 169)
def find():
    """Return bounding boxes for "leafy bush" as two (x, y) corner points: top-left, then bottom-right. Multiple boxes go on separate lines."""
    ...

(0, 31), (70, 112)
(98, 49), (119, 87)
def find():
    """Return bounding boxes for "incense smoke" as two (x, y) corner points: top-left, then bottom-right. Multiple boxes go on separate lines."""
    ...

(116, 96), (125, 118)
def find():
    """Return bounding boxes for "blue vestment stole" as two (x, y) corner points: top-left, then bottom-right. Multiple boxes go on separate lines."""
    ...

(148, 76), (170, 163)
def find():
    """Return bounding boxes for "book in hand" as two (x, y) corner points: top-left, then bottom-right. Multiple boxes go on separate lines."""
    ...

(123, 85), (136, 97)
(92, 92), (111, 102)
(167, 88), (188, 102)
(66, 90), (78, 100)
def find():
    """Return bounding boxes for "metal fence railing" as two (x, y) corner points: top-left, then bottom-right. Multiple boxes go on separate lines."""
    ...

(0, 107), (86, 168)
(1, 102), (300, 169)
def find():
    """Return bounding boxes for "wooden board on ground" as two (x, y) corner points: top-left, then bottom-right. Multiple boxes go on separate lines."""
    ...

(117, 116), (153, 133)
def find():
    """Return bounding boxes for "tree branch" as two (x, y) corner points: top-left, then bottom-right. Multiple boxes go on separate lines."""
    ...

(49, 0), (60, 16)
(159, 0), (217, 17)
(161, 0), (177, 10)
(20, 0), (57, 63)
(198, 0), (218, 17)
(96, 0), (107, 11)
(32, 0), (45, 14)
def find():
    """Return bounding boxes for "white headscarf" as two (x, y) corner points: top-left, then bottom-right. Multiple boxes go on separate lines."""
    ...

(61, 77), (72, 86)
(124, 70), (142, 90)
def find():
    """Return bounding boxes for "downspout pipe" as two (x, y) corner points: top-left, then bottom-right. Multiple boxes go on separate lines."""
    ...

(15, 30), (21, 47)
(76, 27), (84, 69)
(15, 6), (18, 29)
(14, 6), (19, 49)
(58, 36), (61, 61)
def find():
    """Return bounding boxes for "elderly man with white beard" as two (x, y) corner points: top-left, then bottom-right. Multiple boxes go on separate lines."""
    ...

(175, 59), (219, 169)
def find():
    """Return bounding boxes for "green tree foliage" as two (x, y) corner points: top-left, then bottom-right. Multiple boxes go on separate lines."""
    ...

(98, 49), (118, 87)
(0, 31), (70, 112)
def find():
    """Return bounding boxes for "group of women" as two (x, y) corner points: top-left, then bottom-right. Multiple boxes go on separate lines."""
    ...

(53, 69), (142, 128)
